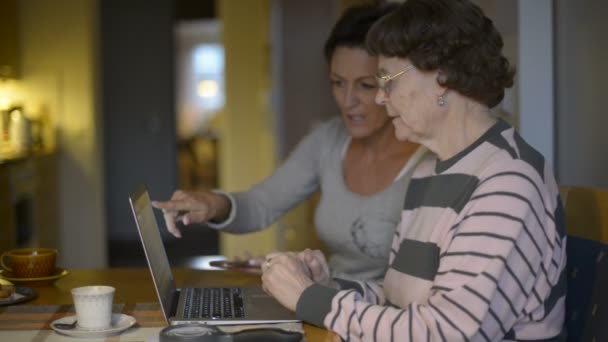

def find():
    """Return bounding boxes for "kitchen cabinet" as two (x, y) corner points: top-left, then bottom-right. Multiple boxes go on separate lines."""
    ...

(0, 152), (59, 253)
(0, 0), (19, 78)
(33, 153), (59, 248)
(0, 166), (17, 252)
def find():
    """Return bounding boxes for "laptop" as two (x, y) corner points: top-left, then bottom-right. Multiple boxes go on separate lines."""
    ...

(128, 186), (299, 325)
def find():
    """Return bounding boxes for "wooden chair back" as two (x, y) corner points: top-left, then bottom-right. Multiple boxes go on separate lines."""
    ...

(560, 186), (608, 342)
(560, 186), (608, 243)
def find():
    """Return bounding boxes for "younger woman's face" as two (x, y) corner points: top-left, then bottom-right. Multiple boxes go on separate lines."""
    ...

(330, 46), (392, 139)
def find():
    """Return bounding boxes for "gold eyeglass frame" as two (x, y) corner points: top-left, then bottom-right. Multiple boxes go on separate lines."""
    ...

(376, 65), (414, 94)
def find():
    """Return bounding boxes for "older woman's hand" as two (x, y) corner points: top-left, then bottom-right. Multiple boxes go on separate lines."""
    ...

(261, 253), (314, 311)
(297, 249), (337, 288)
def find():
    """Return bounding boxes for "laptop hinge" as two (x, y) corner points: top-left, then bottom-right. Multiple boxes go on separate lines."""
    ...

(170, 289), (181, 317)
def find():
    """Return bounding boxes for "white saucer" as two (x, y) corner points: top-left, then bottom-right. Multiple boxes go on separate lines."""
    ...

(51, 313), (136, 338)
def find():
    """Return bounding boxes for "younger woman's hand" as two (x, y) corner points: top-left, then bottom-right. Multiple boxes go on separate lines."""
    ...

(151, 190), (229, 238)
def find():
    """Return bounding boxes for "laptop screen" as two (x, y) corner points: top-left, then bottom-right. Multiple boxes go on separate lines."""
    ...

(129, 186), (176, 320)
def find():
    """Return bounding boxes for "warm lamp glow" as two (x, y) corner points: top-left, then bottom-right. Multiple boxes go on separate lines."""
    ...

(197, 80), (219, 98)
(0, 97), (10, 110)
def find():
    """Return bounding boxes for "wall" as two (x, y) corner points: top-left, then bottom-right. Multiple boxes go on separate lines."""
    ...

(0, 0), (19, 78)
(517, 0), (554, 165)
(19, 0), (106, 267)
(217, 0), (278, 258)
(272, 0), (338, 159)
(555, 0), (608, 188)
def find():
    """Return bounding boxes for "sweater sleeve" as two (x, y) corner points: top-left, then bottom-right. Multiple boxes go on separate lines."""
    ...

(296, 162), (566, 341)
(217, 118), (341, 234)
(296, 278), (386, 328)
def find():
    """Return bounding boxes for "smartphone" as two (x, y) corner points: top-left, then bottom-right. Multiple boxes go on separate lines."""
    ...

(209, 260), (261, 270)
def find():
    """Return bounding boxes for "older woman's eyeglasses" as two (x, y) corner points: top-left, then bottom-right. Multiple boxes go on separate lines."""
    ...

(375, 65), (414, 94)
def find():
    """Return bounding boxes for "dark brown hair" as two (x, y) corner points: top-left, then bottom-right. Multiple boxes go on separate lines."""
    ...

(366, 0), (515, 108)
(324, 3), (398, 62)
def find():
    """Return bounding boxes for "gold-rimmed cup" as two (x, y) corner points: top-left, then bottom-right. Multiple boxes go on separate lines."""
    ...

(1, 248), (58, 278)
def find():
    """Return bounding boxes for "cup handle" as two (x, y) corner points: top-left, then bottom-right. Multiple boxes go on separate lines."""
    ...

(0, 252), (12, 272)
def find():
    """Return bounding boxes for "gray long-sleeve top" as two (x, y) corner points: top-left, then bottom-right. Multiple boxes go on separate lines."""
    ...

(212, 117), (426, 280)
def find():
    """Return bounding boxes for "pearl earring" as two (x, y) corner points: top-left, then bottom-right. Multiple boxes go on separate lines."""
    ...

(437, 95), (445, 106)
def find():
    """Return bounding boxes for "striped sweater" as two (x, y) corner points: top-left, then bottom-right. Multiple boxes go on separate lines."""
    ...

(296, 120), (566, 341)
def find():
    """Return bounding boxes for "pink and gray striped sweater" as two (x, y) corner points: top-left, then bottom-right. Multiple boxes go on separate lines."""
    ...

(296, 120), (566, 341)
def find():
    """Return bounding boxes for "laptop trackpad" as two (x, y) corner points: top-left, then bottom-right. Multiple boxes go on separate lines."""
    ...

(243, 287), (297, 320)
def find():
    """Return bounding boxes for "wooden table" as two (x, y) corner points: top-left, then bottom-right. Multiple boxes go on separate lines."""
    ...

(25, 268), (339, 342)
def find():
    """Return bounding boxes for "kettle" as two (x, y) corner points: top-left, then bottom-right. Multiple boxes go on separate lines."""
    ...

(8, 107), (32, 152)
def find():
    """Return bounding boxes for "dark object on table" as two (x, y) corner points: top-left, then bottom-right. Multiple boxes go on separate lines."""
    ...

(52, 320), (78, 330)
(160, 324), (303, 342)
(209, 260), (261, 270)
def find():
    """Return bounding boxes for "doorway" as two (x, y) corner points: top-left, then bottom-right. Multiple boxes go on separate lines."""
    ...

(105, 0), (220, 268)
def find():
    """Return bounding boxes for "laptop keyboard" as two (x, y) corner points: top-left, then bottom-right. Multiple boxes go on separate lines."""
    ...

(183, 288), (245, 319)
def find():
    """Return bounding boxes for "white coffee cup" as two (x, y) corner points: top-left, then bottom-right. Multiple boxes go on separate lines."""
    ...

(71, 285), (115, 330)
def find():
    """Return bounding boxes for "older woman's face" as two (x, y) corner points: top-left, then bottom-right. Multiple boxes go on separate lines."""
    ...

(375, 56), (445, 144)
(330, 47), (391, 139)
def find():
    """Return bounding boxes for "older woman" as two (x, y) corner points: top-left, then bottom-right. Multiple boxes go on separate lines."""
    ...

(153, 4), (425, 281)
(261, 0), (566, 340)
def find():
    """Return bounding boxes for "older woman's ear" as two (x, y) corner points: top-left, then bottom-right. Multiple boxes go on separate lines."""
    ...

(430, 70), (449, 105)
(436, 69), (448, 86)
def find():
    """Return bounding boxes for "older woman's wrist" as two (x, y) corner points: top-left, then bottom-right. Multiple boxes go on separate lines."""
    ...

(295, 283), (339, 328)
